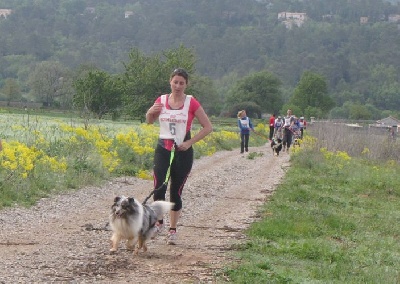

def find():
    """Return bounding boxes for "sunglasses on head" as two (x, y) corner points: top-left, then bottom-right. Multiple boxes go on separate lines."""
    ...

(173, 68), (188, 77)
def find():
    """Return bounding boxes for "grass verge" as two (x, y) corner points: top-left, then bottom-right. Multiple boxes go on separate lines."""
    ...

(222, 147), (400, 283)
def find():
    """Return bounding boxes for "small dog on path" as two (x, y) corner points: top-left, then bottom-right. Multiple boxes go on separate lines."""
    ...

(271, 138), (283, 156)
(109, 196), (173, 254)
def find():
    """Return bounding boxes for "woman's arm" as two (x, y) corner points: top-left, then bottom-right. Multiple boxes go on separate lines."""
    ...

(176, 106), (212, 151)
(146, 102), (163, 124)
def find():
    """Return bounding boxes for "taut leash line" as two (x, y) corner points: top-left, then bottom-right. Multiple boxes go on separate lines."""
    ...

(142, 146), (175, 205)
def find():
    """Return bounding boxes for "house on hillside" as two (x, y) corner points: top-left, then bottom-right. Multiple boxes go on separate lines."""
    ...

(278, 12), (307, 29)
(0, 9), (12, 18)
(389, 14), (400, 23)
(125, 11), (134, 18)
(360, 16), (369, 24)
(278, 12), (307, 21)
(369, 116), (400, 133)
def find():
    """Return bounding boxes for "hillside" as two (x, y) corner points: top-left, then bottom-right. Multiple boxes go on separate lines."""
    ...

(0, 0), (400, 115)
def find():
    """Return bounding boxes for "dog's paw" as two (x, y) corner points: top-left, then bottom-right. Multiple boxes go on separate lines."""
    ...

(110, 248), (117, 253)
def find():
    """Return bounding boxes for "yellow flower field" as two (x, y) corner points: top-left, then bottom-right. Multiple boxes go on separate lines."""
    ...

(0, 113), (255, 207)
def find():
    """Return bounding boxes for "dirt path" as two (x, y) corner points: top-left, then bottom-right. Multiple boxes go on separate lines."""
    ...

(0, 144), (290, 283)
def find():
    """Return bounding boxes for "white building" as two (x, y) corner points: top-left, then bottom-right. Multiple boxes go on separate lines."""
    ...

(278, 12), (307, 28)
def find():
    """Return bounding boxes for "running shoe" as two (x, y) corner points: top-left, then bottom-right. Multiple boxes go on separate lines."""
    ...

(166, 230), (177, 245)
(151, 222), (164, 239)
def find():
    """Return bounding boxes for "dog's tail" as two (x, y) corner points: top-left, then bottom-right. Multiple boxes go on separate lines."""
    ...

(150, 201), (174, 219)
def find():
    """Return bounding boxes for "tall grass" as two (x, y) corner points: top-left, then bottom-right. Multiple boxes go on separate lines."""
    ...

(308, 121), (400, 162)
(223, 123), (400, 283)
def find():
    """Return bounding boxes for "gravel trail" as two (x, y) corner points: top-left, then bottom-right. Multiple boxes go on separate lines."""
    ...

(0, 144), (290, 283)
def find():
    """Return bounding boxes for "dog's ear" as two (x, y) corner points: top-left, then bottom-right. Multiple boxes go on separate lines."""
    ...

(114, 196), (121, 203)
(128, 197), (135, 205)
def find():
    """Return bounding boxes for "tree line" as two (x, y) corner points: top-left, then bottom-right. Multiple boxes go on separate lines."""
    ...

(0, 0), (400, 120)
(45, 45), (333, 121)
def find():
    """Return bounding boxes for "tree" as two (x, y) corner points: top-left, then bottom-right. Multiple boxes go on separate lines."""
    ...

(349, 103), (372, 120)
(280, 104), (302, 118)
(188, 74), (221, 116)
(1, 78), (21, 105)
(230, 101), (261, 119)
(367, 64), (400, 111)
(291, 71), (335, 118)
(61, 0), (86, 15)
(28, 61), (69, 107)
(73, 69), (122, 119)
(54, 75), (75, 109)
(225, 71), (283, 116)
(122, 45), (197, 120)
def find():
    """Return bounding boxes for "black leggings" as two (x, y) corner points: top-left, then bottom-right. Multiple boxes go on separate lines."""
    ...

(240, 133), (250, 152)
(269, 126), (274, 140)
(283, 128), (293, 148)
(153, 145), (193, 211)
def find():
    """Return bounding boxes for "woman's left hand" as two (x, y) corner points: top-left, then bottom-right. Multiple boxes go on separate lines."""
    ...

(177, 141), (191, 151)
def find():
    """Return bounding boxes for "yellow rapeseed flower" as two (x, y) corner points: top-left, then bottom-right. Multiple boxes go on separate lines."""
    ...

(336, 151), (351, 162)
(137, 170), (152, 180)
(361, 147), (370, 155)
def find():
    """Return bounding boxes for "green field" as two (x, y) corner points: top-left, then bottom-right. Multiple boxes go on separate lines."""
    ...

(222, 124), (400, 283)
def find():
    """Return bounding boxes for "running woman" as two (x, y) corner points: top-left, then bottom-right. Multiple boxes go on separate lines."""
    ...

(145, 68), (212, 244)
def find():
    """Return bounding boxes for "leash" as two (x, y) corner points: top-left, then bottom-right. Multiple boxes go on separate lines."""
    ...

(252, 130), (269, 140)
(284, 126), (297, 135)
(142, 145), (175, 205)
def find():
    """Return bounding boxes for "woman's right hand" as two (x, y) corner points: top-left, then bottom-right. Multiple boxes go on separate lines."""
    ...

(148, 103), (163, 115)
(146, 103), (164, 123)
